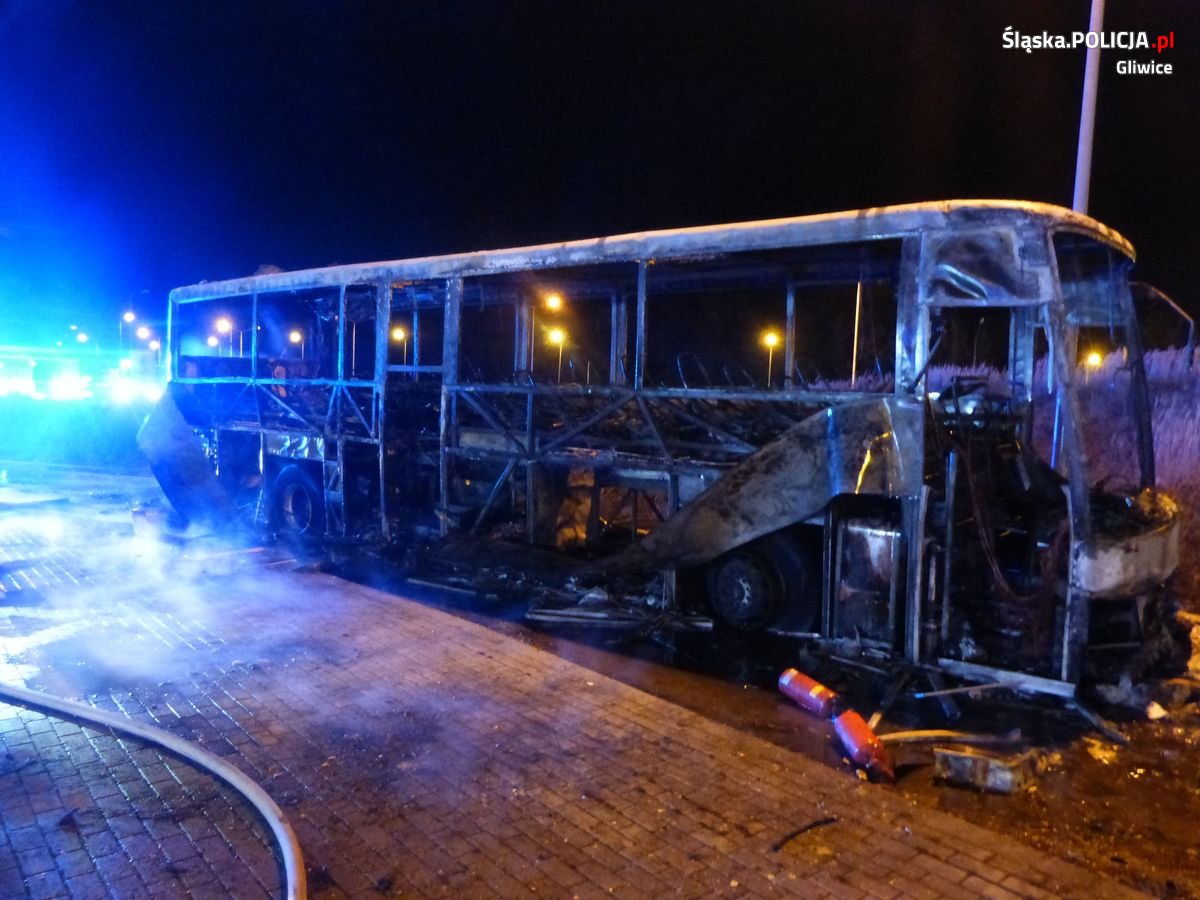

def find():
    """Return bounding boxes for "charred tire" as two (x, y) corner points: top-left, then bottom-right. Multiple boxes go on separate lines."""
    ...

(705, 532), (817, 634)
(271, 465), (325, 537)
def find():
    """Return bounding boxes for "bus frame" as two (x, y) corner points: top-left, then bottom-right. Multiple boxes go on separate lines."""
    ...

(144, 200), (1183, 695)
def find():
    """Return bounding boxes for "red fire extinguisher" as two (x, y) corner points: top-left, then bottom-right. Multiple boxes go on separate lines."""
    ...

(778, 668), (840, 718)
(833, 710), (895, 782)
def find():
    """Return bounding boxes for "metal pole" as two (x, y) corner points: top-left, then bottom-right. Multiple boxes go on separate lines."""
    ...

(784, 280), (796, 388)
(634, 261), (647, 390)
(851, 280), (862, 387)
(1072, 0), (1105, 213)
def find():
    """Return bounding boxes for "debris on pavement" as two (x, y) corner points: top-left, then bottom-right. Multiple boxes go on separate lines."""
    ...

(933, 745), (1046, 794)
(1145, 700), (1169, 721)
(770, 815), (839, 852)
(878, 728), (1023, 748)
(1083, 736), (1120, 765)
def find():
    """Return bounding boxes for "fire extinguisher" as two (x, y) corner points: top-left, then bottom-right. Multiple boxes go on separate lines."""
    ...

(778, 668), (840, 718)
(833, 710), (895, 782)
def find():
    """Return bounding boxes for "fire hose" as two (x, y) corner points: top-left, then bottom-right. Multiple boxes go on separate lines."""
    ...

(0, 681), (306, 900)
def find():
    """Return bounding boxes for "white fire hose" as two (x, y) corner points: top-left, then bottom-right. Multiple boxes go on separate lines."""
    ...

(0, 681), (306, 900)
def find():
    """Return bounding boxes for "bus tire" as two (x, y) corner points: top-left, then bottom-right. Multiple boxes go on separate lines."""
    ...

(706, 532), (816, 634)
(271, 465), (325, 537)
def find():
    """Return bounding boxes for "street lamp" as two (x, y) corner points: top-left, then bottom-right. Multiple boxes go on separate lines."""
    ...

(1084, 349), (1103, 384)
(289, 329), (304, 358)
(547, 327), (566, 384)
(206, 335), (219, 349)
(391, 326), (408, 366)
(136, 325), (151, 341)
(761, 330), (780, 387)
(530, 292), (565, 369)
(148, 339), (161, 368)
(120, 311), (136, 351)
(215, 317), (234, 357)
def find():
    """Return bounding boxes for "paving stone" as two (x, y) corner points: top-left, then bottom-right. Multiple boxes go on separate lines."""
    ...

(0, 509), (1153, 899)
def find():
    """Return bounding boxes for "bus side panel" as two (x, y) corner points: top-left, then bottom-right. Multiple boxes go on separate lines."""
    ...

(137, 383), (245, 530)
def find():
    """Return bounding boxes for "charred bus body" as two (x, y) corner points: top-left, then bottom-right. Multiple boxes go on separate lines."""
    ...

(142, 201), (1183, 695)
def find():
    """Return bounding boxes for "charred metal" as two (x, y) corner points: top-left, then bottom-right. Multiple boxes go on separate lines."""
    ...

(140, 201), (1187, 695)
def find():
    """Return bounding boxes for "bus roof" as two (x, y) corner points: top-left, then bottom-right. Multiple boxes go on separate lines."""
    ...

(171, 199), (1135, 302)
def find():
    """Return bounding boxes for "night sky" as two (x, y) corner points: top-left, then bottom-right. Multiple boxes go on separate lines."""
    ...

(1, 1), (1196, 346)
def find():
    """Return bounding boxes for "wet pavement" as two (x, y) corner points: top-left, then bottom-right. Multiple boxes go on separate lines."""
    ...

(0, 466), (1168, 898)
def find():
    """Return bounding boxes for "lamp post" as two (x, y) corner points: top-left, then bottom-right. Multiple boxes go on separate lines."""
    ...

(762, 330), (780, 387)
(391, 326), (408, 366)
(548, 328), (566, 384)
(530, 292), (564, 373)
(289, 329), (304, 358)
(1073, 0), (1106, 213)
(1084, 350), (1102, 384)
(215, 317), (233, 357)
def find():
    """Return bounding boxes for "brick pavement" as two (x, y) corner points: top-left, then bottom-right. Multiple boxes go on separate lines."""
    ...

(0, 488), (1149, 898)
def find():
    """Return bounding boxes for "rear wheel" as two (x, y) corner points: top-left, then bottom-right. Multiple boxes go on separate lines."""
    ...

(706, 532), (817, 634)
(271, 465), (325, 537)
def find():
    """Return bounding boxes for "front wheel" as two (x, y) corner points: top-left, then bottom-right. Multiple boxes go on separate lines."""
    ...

(705, 532), (817, 634)
(271, 465), (326, 538)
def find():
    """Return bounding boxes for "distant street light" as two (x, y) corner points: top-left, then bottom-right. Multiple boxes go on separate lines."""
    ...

(530, 293), (566, 369)
(206, 335), (219, 349)
(289, 329), (304, 357)
(76, 332), (89, 344)
(136, 325), (151, 341)
(120, 311), (136, 351)
(215, 317), (235, 356)
(391, 326), (408, 366)
(762, 330), (781, 386)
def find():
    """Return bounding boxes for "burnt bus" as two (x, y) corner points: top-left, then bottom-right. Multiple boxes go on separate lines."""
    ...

(141, 201), (1183, 695)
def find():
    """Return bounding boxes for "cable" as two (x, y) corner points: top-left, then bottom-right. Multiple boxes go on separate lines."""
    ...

(0, 681), (306, 900)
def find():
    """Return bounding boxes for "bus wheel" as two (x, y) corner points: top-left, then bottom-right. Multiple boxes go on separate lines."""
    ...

(706, 533), (815, 634)
(271, 465), (325, 537)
